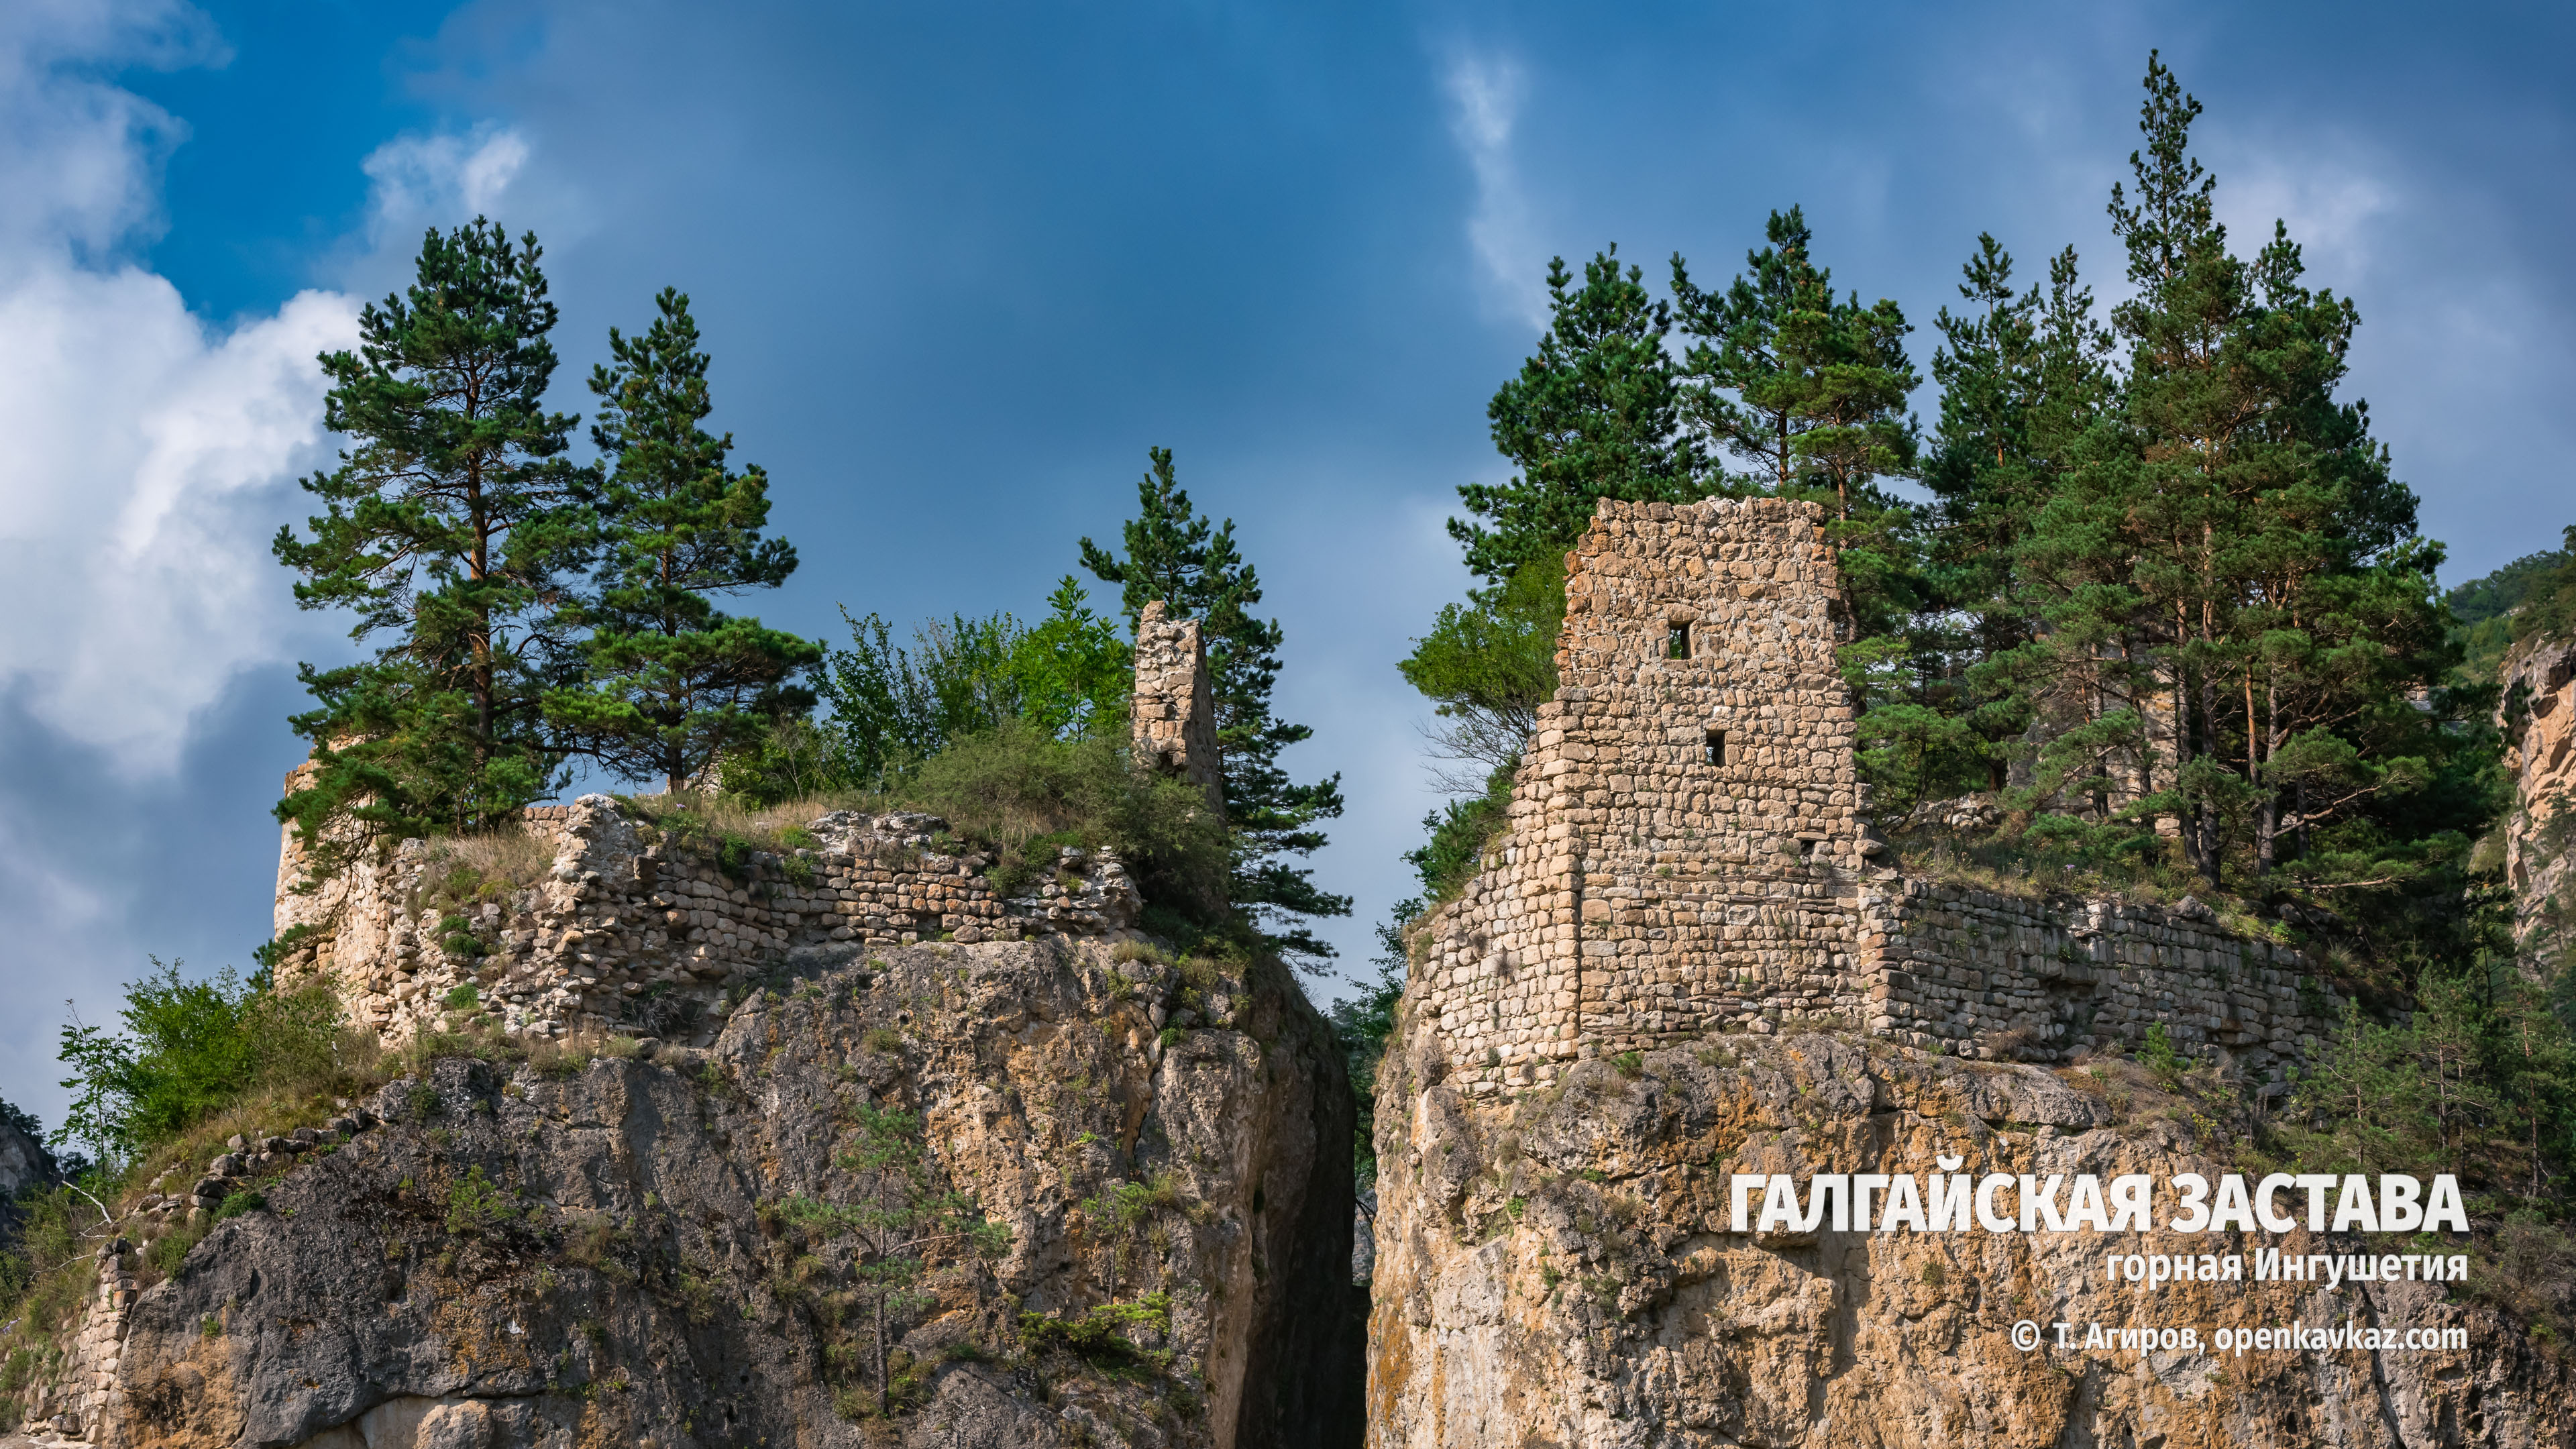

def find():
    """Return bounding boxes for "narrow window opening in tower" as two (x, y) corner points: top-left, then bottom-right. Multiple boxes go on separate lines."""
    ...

(1705, 729), (1725, 765)
(1667, 623), (1690, 659)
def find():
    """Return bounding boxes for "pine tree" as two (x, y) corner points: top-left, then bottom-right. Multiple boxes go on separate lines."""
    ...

(546, 288), (820, 794)
(1999, 54), (2469, 891)
(1670, 207), (1919, 526)
(1671, 208), (1921, 647)
(274, 219), (592, 873)
(1669, 208), (1930, 813)
(1081, 448), (1351, 958)
(1452, 247), (1709, 584)
(1918, 237), (2121, 797)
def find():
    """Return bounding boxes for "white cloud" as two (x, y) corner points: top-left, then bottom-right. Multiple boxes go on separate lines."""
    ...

(360, 123), (533, 249)
(0, 3), (361, 773)
(1440, 50), (1546, 329)
(2214, 144), (2394, 288)
(0, 0), (221, 267)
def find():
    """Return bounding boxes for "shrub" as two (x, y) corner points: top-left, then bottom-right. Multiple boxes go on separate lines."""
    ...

(445, 1166), (520, 1236)
(54, 961), (357, 1167)
(1405, 764), (1516, 905)
(144, 1219), (209, 1281)
(1016, 1293), (1175, 1373)
(2138, 1023), (2184, 1082)
(904, 720), (1230, 926)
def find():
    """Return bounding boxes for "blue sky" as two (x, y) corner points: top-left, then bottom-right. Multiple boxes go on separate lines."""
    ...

(2, 0), (2570, 1128)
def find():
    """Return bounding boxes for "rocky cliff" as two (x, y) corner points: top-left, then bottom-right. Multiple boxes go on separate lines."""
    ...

(1366, 1024), (2571, 1448)
(0, 1113), (62, 1254)
(70, 936), (1359, 1449)
(2504, 631), (2576, 971)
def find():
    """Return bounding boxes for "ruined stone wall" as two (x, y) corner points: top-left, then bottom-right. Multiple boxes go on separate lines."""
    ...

(1132, 598), (1224, 810)
(1407, 497), (2343, 1091)
(21, 1240), (133, 1440)
(1862, 880), (2334, 1081)
(274, 599), (1234, 1049)
(272, 800), (1141, 1047)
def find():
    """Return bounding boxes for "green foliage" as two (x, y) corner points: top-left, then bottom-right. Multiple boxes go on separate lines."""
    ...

(547, 287), (821, 793)
(1670, 205), (1920, 529)
(1886, 236), (2123, 802)
(809, 577), (1130, 794)
(1670, 206), (1925, 667)
(903, 719), (1232, 926)
(0, 1184), (100, 1332)
(2138, 1022), (2183, 1083)
(144, 1220), (206, 1281)
(1454, 248), (1712, 582)
(1399, 555), (1564, 781)
(783, 1102), (1008, 1417)
(1016, 1292), (1175, 1373)
(1405, 766), (1515, 906)
(1081, 448), (1350, 959)
(621, 800), (773, 882)
(53, 961), (346, 1167)
(444, 1165), (521, 1236)
(1966, 54), (2480, 896)
(2282, 967), (2576, 1283)
(1076, 1173), (1194, 1303)
(274, 219), (590, 874)
(2450, 527), (2576, 684)
(215, 1190), (267, 1222)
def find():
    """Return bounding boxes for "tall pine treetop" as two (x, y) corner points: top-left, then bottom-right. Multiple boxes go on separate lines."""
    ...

(588, 287), (798, 598)
(547, 287), (820, 794)
(274, 219), (594, 866)
(1082, 448), (1350, 959)
(1452, 247), (1708, 583)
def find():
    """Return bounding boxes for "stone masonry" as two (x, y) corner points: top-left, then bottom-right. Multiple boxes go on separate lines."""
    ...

(1409, 497), (2342, 1095)
(1132, 598), (1225, 811)
(272, 607), (1225, 1050)
(1861, 881), (2333, 1077)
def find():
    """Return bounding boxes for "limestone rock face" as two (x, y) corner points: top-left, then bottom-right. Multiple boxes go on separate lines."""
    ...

(97, 938), (1359, 1449)
(0, 1114), (58, 1241)
(2504, 631), (2576, 967)
(1367, 1028), (2573, 1448)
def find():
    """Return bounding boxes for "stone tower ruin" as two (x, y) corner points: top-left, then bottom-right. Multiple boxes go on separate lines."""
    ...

(1414, 498), (1872, 1088)
(1130, 599), (1224, 811)
(1410, 496), (2343, 1093)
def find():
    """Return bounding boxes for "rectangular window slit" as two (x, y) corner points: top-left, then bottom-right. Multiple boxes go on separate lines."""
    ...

(1704, 729), (1725, 766)
(1667, 623), (1690, 659)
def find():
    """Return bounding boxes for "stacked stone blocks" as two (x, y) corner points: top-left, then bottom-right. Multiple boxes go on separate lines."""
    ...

(1132, 598), (1225, 811)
